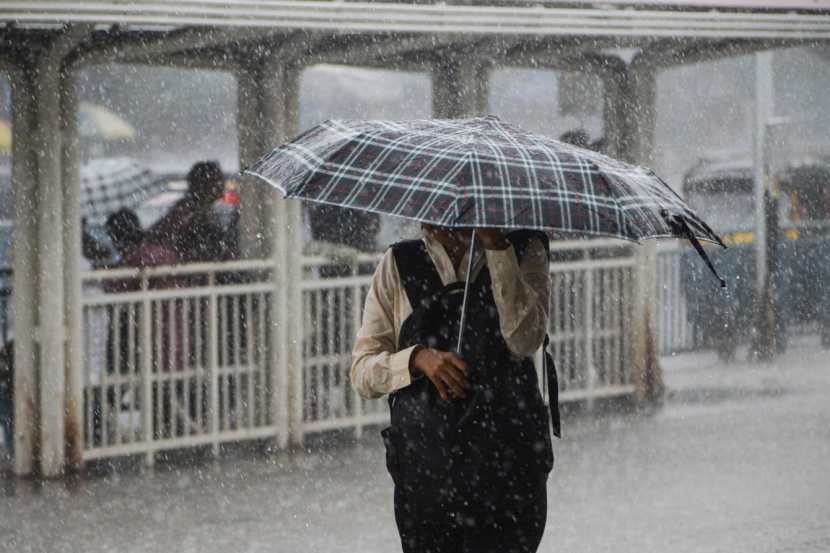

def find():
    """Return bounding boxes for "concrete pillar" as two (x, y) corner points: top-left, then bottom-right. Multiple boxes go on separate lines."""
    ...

(237, 64), (270, 260)
(61, 66), (84, 468)
(619, 55), (663, 402)
(256, 59), (289, 449)
(254, 57), (301, 448)
(35, 55), (68, 477)
(10, 64), (38, 476)
(599, 57), (628, 160)
(281, 68), (303, 447)
(432, 55), (489, 118)
(619, 56), (657, 168)
(10, 28), (88, 477)
(237, 55), (302, 447)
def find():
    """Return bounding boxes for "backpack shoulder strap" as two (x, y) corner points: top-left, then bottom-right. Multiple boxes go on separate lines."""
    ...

(390, 240), (445, 310)
(543, 334), (561, 439)
(506, 230), (559, 437)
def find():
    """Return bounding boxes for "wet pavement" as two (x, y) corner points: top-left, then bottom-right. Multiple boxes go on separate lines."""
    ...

(2, 338), (829, 553)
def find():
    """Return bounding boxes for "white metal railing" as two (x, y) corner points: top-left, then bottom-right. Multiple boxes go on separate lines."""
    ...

(79, 240), (640, 462)
(655, 242), (696, 354)
(299, 255), (387, 437)
(81, 259), (281, 463)
(297, 239), (639, 435)
(547, 239), (637, 401)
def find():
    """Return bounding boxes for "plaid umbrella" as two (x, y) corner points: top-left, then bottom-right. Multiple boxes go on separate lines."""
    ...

(246, 117), (725, 277)
(81, 157), (168, 219)
(245, 116), (726, 348)
(246, 116), (722, 245)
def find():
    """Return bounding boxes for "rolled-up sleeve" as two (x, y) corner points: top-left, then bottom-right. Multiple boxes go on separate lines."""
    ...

(486, 238), (551, 356)
(350, 249), (417, 399)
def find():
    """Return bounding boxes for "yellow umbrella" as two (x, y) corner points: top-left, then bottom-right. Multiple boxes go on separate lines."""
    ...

(79, 102), (135, 141)
(0, 103), (134, 153)
(0, 120), (11, 154)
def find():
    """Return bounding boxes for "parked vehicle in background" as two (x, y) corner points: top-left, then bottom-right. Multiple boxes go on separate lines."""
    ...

(778, 160), (830, 348)
(681, 157), (830, 359)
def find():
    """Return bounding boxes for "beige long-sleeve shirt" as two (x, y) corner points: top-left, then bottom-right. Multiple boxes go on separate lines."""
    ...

(350, 233), (551, 400)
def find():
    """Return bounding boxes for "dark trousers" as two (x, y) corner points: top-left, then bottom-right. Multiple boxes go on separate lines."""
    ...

(393, 473), (548, 553)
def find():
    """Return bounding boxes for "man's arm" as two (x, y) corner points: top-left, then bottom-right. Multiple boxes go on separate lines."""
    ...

(481, 232), (551, 357)
(351, 248), (472, 401)
(350, 250), (418, 399)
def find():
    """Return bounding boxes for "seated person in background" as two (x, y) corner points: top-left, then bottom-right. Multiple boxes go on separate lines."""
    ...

(105, 208), (186, 439)
(81, 217), (112, 267)
(106, 209), (144, 263)
(105, 208), (181, 291)
(145, 161), (228, 264)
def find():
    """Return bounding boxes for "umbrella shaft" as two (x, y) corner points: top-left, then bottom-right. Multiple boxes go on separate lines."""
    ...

(456, 231), (477, 354)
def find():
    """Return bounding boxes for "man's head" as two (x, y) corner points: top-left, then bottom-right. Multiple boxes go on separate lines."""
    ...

(186, 161), (225, 205)
(106, 208), (143, 256)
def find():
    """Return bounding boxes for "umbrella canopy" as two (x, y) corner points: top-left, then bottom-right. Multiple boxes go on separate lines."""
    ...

(245, 116), (723, 250)
(245, 116), (727, 352)
(81, 157), (168, 220)
(0, 102), (135, 154)
(0, 104), (134, 155)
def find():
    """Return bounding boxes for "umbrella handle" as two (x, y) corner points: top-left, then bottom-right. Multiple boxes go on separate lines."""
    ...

(456, 231), (477, 354)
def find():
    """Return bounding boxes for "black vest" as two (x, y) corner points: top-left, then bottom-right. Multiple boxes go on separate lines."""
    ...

(382, 231), (556, 512)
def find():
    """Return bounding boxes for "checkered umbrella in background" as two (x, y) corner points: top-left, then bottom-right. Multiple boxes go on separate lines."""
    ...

(81, 157), (168, 220)
(244, 116), (726, 349)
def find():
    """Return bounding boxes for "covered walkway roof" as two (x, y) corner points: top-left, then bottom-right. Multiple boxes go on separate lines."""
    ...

(2, 1), (830, 40)
(2, 1), (828, 77)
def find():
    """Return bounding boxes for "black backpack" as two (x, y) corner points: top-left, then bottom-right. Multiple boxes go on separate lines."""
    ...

(381, 231), (559, 512)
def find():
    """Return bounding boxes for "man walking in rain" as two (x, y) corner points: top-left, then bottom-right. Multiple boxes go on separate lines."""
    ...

(351, 225), (554, 553)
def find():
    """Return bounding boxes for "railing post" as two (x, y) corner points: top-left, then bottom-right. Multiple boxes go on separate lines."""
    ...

(352, 261), (363, 439)
(288, 206), (304, 447)
(141, 278), (154, 467)
(584, 263), (596, 409)
(208, 273), (220, 457)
